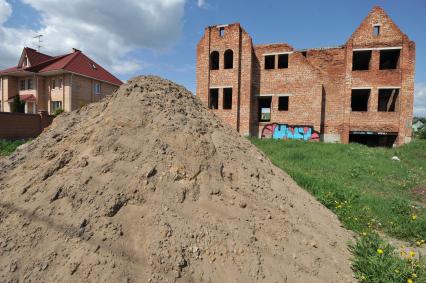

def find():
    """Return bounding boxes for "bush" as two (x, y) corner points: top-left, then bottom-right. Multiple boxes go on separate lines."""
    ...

(53, 108), (64, 116)
(419, 127), (426, 139)
(11, 96), (25, 113)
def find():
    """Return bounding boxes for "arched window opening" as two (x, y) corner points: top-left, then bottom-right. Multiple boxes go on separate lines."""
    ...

(210, 51), (219, 70)
(224, 49), (233, 69)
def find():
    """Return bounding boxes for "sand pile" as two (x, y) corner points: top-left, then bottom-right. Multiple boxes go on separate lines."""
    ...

(0, 76), (354, 282)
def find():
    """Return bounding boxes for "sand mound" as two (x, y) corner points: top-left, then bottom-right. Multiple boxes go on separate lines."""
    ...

(0, 76), (354, 282)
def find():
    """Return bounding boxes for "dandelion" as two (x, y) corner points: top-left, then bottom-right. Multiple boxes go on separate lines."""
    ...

(407, 279), (413, 283)
(362, 232), (367, 236)
(412, 273), (417, 278)
(409, 250), (416, 258)
(377, 248), (384, 255)
(411, 214), (417, 220)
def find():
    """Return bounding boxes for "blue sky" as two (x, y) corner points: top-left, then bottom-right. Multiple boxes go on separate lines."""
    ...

(0, 0), (425, 115)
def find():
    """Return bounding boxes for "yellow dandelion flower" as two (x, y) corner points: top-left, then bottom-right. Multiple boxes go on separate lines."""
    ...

(412, 273), (417, 278)
(412, 214), (417, 220)
(377, 248), (384, 255)
(409, 251), (416, 258)
(407, 279), (413, 283)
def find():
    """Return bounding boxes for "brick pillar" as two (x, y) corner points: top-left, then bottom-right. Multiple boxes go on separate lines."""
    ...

(39, 110), (50, 131)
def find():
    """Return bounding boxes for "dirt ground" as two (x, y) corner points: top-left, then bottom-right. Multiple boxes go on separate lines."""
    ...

(0, 76), (355, 282)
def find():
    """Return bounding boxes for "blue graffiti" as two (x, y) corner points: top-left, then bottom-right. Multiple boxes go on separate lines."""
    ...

(262, 123), (320, 141)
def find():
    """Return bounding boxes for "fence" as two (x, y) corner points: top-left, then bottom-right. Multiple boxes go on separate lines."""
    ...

(0, 111), (54, 140)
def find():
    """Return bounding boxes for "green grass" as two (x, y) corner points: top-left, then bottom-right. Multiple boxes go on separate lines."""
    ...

(250, 138), (426, 282)
(350, 232), (425, 283)
(0, 139), (26, 156)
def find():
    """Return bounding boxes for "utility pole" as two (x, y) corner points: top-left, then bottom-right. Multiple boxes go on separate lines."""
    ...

(33, 34), (43, 52)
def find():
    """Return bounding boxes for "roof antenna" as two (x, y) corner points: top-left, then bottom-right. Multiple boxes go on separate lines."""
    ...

(33, 34), (43, 52)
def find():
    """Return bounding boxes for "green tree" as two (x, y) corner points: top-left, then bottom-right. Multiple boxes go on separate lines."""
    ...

(11, 96), (25, 113)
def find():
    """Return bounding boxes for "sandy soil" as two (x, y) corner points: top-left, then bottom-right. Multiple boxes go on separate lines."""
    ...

(0, 76), (355, 282)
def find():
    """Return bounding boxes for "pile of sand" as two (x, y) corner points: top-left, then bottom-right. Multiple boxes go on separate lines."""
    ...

(0, 76), (354, 282)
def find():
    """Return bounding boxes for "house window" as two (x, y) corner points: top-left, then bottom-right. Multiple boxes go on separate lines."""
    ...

(209, 88), (219, 109)
(278, 96), (289, 111)
(352, 51), (372, 70)
(223, 88), (232, 109)
(373, 25), (380, 36)
(224, 49), (233, 69)
(258, 96), (272, 122)
(378, 89), (399, 112)
(219, 27), (225, 37)
(278, 54), (289, 69)
(379, 49), (400, 70)
(23, 56), (29, 67)
(27, 79), (33, 90)
(264, 55), (275, 69)
(351, 89), (370, 112)
(94, 82), (101, 94)
(52, 79), (56, 89)
(20, 80), (26, 90)
(52, 101), (62, 112)
(210, 51), (219, 70)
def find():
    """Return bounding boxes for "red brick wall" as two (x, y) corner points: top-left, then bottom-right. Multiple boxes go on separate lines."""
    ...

(0, 112), (54, 139)
(252, 44), (323, 137)
(196, 6), (415, 146)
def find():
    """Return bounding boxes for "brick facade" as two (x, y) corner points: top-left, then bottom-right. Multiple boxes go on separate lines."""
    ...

(196, 6), (415, 146)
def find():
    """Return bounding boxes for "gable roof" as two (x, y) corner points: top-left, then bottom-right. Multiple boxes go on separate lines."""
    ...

(21, 48), (53, 66)
(0, 48), (122, 86)
(347, 6), (407, 47)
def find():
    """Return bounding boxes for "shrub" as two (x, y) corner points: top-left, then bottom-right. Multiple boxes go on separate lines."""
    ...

(11, 96), (25, 113)
(53, 108), (64, 116)
(419, 127), (426, 139)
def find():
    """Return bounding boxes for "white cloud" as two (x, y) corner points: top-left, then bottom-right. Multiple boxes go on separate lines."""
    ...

(0, 0), (187, 75)
(0, 0), (11, 24)
(414, 83), (426, 117)
(197, 0), (206, 8)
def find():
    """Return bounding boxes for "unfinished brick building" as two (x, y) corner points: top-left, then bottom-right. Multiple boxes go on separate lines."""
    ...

(196, 6), (415, 146)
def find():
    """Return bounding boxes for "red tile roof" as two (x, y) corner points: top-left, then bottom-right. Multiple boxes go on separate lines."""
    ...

(24, 48), (53, 66)
(0, 48), (122, 86)
(0, 66), (19, 75)
(19, 94), (36, 101)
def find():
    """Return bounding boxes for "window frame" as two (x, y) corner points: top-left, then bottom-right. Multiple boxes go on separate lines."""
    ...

(94, 82), (101, 95)
(208, 88), (219, 110)
(278, 96), (289, 111)
(223, 88), (232, 110)
(51, 101), (63, 112)
(277, 54), (289, 69)
(27, 79), (33, 90)
(264, 55), (275, 70)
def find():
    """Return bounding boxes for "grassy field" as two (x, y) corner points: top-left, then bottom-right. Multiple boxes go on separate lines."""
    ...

(0, 140), (26, 156)
(251, 138), (426, 282)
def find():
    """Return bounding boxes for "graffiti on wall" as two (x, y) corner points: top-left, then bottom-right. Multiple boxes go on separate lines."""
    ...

(261, 123), (320, 141)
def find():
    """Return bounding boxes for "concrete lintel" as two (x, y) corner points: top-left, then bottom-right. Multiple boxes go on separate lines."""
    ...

(263, 52), (293, 56)
(353, 46), (402, 51)
(209, 86), (233, 89)
(256, 93), (293, 97)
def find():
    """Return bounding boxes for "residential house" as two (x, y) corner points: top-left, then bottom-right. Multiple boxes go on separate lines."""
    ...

(413, 119), (424, 132)
(0, 47), (122, 115)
